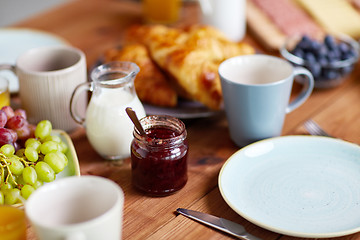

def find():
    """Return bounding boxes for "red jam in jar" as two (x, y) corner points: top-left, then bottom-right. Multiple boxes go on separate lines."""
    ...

(131, 115), (188, 196)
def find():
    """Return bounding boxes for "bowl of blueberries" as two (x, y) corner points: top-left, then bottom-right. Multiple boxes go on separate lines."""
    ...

(280, 34), (359, 88)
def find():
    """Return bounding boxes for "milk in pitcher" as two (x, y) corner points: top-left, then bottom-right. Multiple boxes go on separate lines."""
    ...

(85, 88), (146, 159)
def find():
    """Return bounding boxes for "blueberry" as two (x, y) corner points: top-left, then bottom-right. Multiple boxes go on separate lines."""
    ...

(292, 48), (304, 59)
(316, 45), (328, 58)
(328, 48), (341, 60)
(318, 56), (328, 66)
(309, 63), (322, 78)
(339, 42), (350, 53)
(324, 70), (340, 80)
(298, 35), (312, 49)
(310, 40), (321, 51)
(304, 52), (316, 63)
(347, 48), (358, 59)
(324, 35), (337, 50)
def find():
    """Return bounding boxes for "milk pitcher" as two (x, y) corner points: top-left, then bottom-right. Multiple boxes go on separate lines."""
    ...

(70, 61), (146, 161)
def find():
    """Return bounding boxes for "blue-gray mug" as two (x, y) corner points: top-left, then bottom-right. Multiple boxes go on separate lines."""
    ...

(219, 54), (314, 147)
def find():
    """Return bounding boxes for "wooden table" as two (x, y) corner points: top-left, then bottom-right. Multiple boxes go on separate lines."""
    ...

(10, 0), (360, 239)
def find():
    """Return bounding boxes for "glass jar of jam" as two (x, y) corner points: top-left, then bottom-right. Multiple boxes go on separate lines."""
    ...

(131, 115), (188, 196)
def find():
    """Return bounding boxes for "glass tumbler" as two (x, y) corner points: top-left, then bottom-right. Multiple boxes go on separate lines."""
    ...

(0, 205), (27, 240)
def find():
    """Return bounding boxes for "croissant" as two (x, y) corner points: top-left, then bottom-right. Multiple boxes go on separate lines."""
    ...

(104, 43), (177, 107)
(126, 24), (255, 110)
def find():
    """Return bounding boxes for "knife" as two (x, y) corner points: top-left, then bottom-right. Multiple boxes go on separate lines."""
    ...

(176, 208), (262, 240)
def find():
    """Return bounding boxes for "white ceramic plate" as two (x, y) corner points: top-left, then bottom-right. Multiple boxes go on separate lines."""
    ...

(219, 136), (360, 238)
(0, 28), (69, 93)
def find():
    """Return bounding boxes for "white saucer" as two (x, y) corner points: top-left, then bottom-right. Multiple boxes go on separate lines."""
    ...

(0, 28), (69, 93)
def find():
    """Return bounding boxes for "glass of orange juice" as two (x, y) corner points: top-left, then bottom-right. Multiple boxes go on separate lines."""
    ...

(0, 205), (27, 240)
(0, 76), (10, 109)
(143, 0), (181, 24)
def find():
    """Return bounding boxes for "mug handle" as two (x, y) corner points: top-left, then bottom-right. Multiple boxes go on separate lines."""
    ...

(0, 64), (16, 73)
(286, 67), (314, 113)
(70, 82), (92, 125)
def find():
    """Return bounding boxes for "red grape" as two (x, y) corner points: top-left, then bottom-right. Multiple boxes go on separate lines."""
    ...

(14, 109), (27, 119)
(8, 129), (18, 142)
(0, 110), (7, 128)
(16, 125), (31, 140)
(6, 115), (26, 130)
(0, 127), (15, 145)
(1, 106), (15, 120)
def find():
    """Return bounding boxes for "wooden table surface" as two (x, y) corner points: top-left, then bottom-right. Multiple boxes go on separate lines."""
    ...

(10, 0), (360, 239)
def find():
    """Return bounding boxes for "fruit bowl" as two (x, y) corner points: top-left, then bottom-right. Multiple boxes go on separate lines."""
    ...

(280, 34), (359, 88)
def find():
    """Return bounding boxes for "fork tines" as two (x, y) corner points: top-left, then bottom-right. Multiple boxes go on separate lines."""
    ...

(304, 119), (332, 137)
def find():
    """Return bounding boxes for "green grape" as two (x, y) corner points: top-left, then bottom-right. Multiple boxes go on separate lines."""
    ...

(22, 166), (37, 185)
(59, 141), (68, 153)
(32, 180), (43, 189)
(15, 148), (25, 157)
(8, 158), (24, 175)
(44, 152), (66, 173)
(43, 134), (68, 153)
(0, 191), (4, 204)
(25, 138), (42, 152)
(58, 152), (68, 166)
(40, 141), (59, 155)
(35, 162), (55, 182)
(7, 176), (18, 187)
(4, 188), (20, 205)
(25, 147), (39, 162)
(21, 184), (35, 200)
(0, 182), (12, 191)
(35, 120), (52, 140)
(44, 135), (61, 143)
(16, 175), (26, 186)
(0, 144), (15, 157)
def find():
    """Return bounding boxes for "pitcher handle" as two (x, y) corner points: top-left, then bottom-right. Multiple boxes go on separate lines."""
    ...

(286, 67), (314, 113)
(70, 82), (92, 125)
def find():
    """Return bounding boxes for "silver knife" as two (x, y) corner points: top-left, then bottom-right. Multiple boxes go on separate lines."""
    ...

(176, 208), (262, 240)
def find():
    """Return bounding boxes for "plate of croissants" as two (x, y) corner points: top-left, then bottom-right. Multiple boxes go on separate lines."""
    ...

(103, 24), (255, 118)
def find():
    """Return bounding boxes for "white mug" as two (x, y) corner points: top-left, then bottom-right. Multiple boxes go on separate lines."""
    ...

(0, 46), (87, 132)
(199, 0), (246, 42)
(219, 54), (314, 147)
(25, 176), (124, 240)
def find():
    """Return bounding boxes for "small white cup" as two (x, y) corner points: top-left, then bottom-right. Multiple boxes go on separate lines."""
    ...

(199, 0), (246, 42)
(219, 54), (314, 147)
(0, 45), (87, 132)
(25, 176), (124, 240)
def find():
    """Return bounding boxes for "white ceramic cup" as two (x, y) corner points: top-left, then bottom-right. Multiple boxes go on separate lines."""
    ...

(25, 176), (124, 240)
(199, 0), (246, 42)
(219, 54), (314, 147)
(0, 45), (87, 132)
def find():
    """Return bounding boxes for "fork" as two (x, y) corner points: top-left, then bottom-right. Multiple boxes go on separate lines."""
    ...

(303, 119), (332, 137)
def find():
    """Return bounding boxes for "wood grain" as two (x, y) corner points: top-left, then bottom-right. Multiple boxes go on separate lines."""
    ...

(15, 0), (360, 239)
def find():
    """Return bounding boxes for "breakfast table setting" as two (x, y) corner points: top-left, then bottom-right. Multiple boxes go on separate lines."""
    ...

(1, 0), (360, 239)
